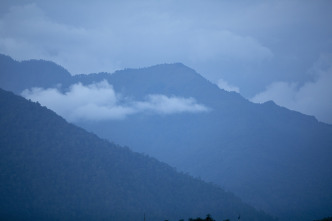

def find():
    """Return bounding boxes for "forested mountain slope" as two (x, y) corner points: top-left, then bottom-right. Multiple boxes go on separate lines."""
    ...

(1, 54), (332, 220)
(0, 88), (275, 221)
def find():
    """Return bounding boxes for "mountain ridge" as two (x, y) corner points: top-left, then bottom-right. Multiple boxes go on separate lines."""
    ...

(1, 54), (331, 220)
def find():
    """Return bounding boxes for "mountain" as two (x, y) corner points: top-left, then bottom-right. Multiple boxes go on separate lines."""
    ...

(0, 54), (71, 94)
(76, 64), (332, 221)
(1, 54), (332, 220)
(0, 88), (275, 221)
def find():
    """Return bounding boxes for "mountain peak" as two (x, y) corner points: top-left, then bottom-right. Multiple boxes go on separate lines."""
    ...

(140, 62), (190, 70)
(0, 53), (16, 63)
(0, 54), (71, 94)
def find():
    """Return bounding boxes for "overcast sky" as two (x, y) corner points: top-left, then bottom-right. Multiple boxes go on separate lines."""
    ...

(1, 0), (332, 124)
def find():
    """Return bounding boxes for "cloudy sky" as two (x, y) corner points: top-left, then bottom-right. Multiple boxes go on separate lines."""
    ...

(1, 0), (332, 123)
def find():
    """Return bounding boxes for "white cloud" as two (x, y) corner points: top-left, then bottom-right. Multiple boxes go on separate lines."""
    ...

(251, 55), (332, 124)
(22, 80), (210, 122)
(135, 95), (210, 114)
(217, 78), (240, 93)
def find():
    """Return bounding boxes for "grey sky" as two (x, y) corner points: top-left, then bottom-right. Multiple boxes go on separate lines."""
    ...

(1, 0), (332, 123)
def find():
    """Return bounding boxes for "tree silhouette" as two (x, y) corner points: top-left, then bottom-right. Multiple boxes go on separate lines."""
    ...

(314, 217), (332, 221)
(188, 214), (216, 221)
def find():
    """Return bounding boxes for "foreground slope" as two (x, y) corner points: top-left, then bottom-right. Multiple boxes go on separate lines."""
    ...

(1, 54), (332, 220)
(0, 88), (274, 221)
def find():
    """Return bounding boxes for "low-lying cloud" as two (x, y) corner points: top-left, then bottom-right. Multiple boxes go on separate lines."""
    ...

(22, 80), (210, 122)
(217, 78), (240, 93)
(251, 55), (332, 124)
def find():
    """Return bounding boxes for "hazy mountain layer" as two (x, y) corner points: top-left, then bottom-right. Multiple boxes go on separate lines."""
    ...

(0, 88), (275, 221)
(1, 54), (332, 220)
(75, 63), (332, 221)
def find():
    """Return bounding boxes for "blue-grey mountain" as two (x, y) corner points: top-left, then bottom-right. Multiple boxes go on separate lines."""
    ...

(1, 54), (332, 220)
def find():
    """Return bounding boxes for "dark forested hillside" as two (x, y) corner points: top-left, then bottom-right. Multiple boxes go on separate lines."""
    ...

(0, 88), (275, 221)
(1, 54), (332, 220)
(0, 54), (71, 94)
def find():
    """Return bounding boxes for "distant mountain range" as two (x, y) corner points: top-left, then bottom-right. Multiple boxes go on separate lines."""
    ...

(1, 54), (332, 220)
(0, 88), (274, 221)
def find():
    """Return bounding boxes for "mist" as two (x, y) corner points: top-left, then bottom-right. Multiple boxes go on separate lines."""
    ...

(22, 80), (210, 122)
(251, 54), (332, 124)
(1, 1), (332, 221)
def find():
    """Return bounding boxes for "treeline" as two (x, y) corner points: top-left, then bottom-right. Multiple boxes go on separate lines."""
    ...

(314, 217), (332, 221)
(167, 214), (332, 221)
(165, 214), (236, 221)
